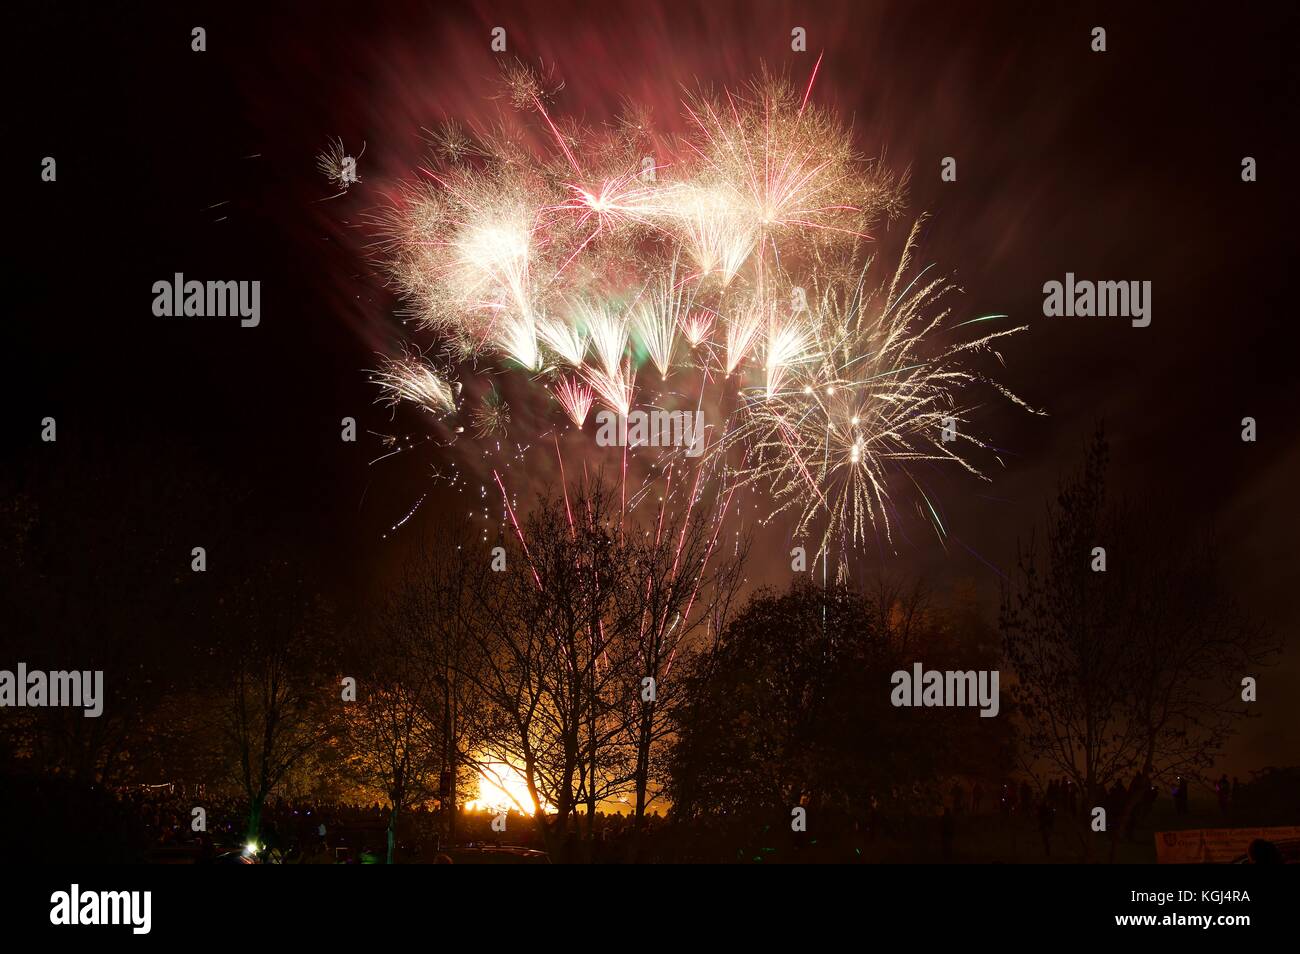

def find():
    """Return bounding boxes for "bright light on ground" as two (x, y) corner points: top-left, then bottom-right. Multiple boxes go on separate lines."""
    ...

(465, 759), (555, 815)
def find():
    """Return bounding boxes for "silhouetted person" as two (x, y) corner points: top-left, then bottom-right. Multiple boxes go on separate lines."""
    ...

(1174, 776), (1189, 815)
(951, 782), (966, 815)
(940, 808), (954, 861)
(1106, 780), (1127, 825)
(1216, 774), (1231, 816)
(1038, 796), (1056, 857)
(1247, 839), (1283, 864)
(1128, 775), (1156, 843)
(262, 819), (281, 855)
(1088, 782), (1107, 822)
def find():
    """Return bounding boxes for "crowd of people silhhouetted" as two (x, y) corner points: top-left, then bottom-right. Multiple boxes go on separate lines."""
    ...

(115, 785), (677, 863)
(931, 772), (1256, 861)
(93, 766), (1269, 864)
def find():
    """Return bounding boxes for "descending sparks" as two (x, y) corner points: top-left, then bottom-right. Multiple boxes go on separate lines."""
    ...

(680, 309), (716, 348)
(723, 299), (765, 375)
(632, 259), (689, 378)
(578, 299), (631, 377)
(762, 316), (815, 399)
(584, 360), (636, 416)
(661, 182), (756, 285)
(537, 314), (588, 366)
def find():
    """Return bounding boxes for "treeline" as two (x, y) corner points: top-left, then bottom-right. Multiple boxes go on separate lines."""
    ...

(0, 430), (1278, 863)
(0, 446), (1006, 862)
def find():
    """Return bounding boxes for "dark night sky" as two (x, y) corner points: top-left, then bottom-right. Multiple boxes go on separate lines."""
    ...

(10, 1), (1299, 773)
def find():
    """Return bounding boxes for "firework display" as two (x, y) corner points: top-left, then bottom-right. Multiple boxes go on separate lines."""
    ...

(16, 0), (1297, 892)
(361, 63), (1038, 570)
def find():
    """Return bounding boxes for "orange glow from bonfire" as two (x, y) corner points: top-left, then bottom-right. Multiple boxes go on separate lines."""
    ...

(465, 758), (555, 815)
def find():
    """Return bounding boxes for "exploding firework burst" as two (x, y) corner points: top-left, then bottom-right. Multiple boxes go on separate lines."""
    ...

(553, 376), (594, 427)
(358, 60), (1036, 569)
(471, 387), (512, 438)
(371, 352), (459, 417)
(317, 136), (364, 197)
(717, 219), (1042, 569)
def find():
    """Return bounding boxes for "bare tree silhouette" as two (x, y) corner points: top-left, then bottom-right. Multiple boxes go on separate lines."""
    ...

(1001, 425), (1279, 859)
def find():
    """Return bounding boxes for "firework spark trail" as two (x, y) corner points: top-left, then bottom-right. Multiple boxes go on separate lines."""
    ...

(364, 63), (1037, 570)
(537, 313), (588, 366)
(580, 299), (631, 377)
(494, 468), (541, 589)
(371, 353), (458, 416)
(584, 360), (636, 417)
(666, 477), (739, 677)
(632, 258), (690, 379)
(799, 51), (824, 114)
(680, 308), (716, 348)
(723, 299), (766, 375)
(553, 376), (594, 426)
(762, 313), (817, 398)
(553, 433), (576, 537)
